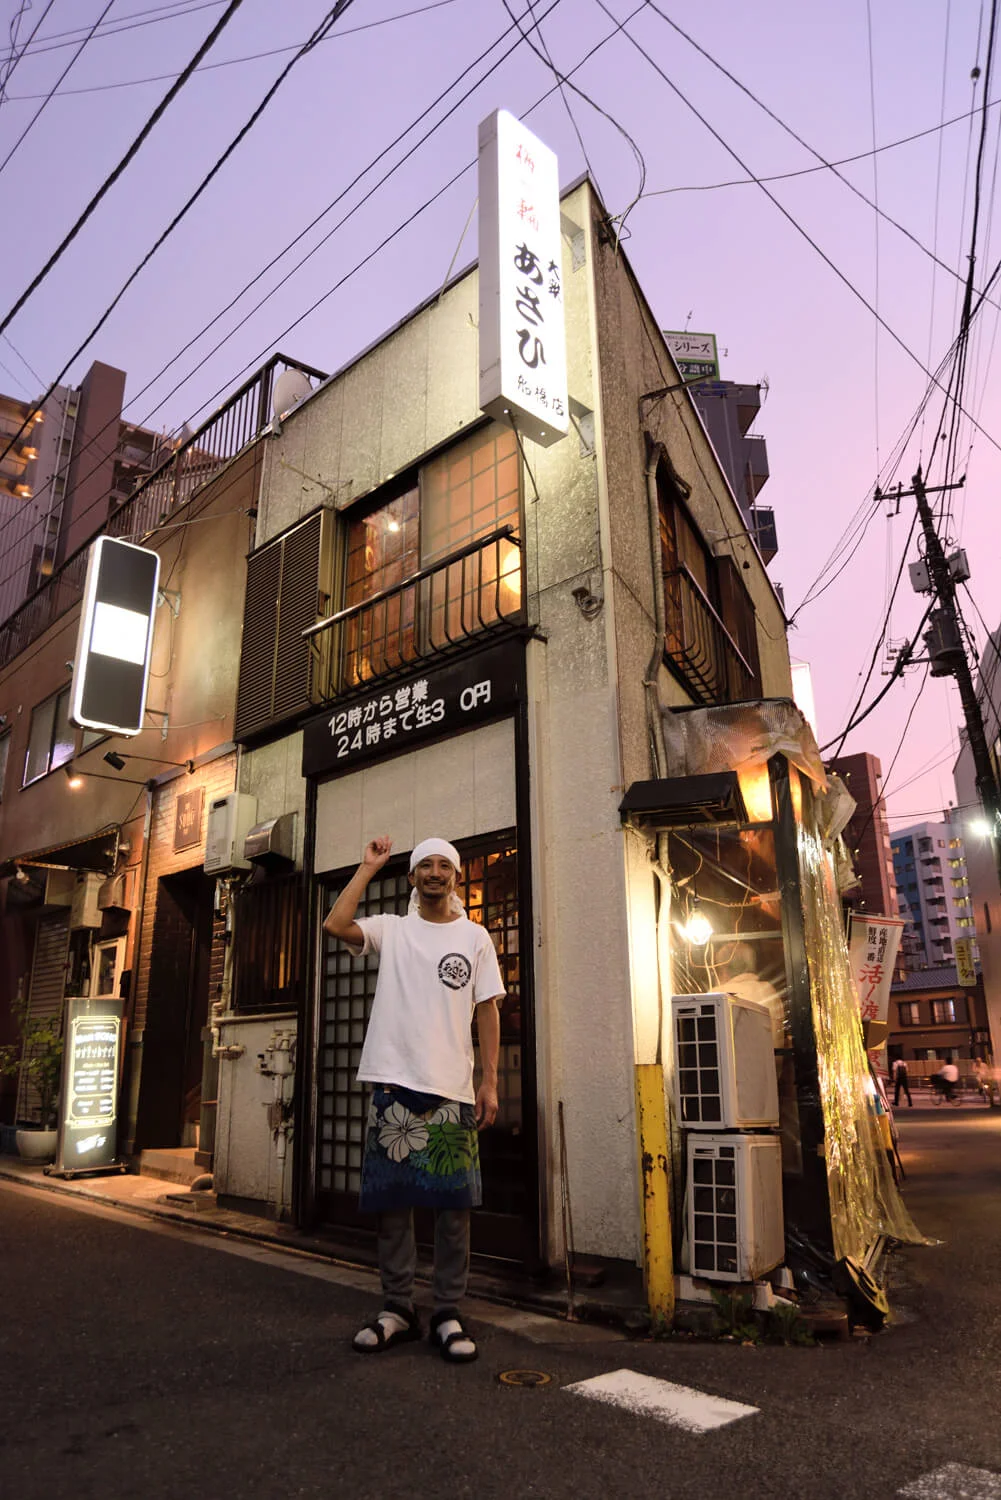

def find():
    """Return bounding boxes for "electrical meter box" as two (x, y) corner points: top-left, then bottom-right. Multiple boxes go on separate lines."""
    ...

(204, 793), (258, 874)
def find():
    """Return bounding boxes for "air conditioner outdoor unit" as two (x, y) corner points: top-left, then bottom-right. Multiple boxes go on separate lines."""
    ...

(204, 792), (258, 874)
(672, 993), (779, 1130)
(687, 1132), (784, 1283)
(70, 871), (104, 930)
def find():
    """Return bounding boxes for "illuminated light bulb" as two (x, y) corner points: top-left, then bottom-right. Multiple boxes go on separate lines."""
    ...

(682, 902), (713, 947)
(386, 519), (400, 533)
(970, 817), (991, 838)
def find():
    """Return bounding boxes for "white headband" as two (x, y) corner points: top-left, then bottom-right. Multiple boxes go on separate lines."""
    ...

(409, 837), (461, 873)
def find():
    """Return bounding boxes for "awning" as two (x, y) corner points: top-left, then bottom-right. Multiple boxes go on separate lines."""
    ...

(0, 825), (120, 879)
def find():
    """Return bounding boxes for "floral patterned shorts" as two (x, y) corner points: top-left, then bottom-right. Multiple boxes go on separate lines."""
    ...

(359, 1084), (482, 1213)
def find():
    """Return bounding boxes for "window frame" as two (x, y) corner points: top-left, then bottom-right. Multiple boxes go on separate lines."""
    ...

(932, 998), (957, 1024)
(22, 685), (76, 787)
(899, 1000), (921, 1026)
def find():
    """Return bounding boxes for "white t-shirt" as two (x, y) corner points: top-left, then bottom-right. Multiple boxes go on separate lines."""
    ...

(350, 911), (505, 1103)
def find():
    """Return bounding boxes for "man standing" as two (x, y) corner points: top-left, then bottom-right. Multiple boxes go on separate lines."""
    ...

(323, 836), (503, 1364)
(891, 1056), (913, 1107)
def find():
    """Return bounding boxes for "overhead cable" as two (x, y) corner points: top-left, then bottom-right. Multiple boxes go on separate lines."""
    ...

(0, 1), (360, 485)
(0, 0), (248, 333)
(2, 0), (464, 100)
(0, 1), (116, 177)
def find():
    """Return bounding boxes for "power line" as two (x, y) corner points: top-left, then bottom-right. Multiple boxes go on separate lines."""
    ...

(0, 0), (57, 105)
(2, 0), (464, 100)
(0, 0), (628, 582)
(0, 0), (603, 601)
(0, 1), (359, 492)
(0, 1), (116, 178)
(0, 0), (225, 65)
(642, 5), (1001, 323)
(0, 0), (248, 335)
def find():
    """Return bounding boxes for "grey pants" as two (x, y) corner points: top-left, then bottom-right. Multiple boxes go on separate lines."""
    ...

(377, 1208), (470, 1313)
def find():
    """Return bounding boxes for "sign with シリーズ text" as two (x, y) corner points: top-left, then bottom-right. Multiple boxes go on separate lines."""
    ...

(70, 535), (160, 736)
(663, 331), (720, 382)
(301, 640), (524, 778)
(848, 913), (905, 1024)
(50, 998), (125, 1177)
(478, 108), (568, 448)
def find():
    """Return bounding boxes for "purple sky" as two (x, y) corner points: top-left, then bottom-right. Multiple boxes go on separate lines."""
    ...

(2, 0), (999, 837)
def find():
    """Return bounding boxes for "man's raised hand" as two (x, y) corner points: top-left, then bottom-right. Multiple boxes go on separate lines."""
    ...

(362, 837), (393, 870)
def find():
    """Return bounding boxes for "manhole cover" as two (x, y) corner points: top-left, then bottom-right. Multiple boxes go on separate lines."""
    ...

(498, 1369), (554, 1387)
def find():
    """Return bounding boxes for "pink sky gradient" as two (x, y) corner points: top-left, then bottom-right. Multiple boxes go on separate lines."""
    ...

(2, 0), (998, 838)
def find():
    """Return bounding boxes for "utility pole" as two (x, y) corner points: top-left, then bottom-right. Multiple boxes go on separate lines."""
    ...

(909, 465), (1001, 892)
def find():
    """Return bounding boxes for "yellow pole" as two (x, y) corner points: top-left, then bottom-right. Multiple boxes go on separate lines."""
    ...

(635, 1062), (674, 1325)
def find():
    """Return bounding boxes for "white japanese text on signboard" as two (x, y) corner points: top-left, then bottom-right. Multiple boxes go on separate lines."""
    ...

(478, 109), (568, 448)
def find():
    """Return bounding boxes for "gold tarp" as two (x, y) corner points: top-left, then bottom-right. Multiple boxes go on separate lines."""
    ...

(663, 699), (925, 1260)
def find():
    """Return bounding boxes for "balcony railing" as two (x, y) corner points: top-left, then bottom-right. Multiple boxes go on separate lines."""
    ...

(304, 525), (524, 701)
(664, 563), (759, 705)
(0, 353), (326, 672)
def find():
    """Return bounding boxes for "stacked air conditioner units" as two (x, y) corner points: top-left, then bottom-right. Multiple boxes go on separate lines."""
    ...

(672, 992), (784, 1283)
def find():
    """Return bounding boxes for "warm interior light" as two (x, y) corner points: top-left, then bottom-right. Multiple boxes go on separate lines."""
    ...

(737, 761), (773, 823)
(680, 901), (713, 947)
(64, 766), (83, 789)
(789, 765), (803, 822)
(386, 519), (400, 533)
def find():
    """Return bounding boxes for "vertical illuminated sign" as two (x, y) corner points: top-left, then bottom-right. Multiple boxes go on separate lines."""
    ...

(478, 108), (568, 447)
(50, 997), (126, 1178)
(70, 535), (160, 736)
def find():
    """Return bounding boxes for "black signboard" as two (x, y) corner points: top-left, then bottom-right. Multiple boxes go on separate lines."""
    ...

(69, 536), (160, 735)
(49, 998), (125, 1178)
(301, 640), (525, 778)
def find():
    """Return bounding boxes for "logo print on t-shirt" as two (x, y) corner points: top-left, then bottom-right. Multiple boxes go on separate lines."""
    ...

(438, 952), (472, 990)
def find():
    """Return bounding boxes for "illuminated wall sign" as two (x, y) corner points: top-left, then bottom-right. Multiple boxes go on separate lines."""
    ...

(478, 108), (568, 448)
(301, 640), (524, 778)
(50, 998), (125, 1178)
(664, 331), (720, 383)
(70, 536), (160, 735)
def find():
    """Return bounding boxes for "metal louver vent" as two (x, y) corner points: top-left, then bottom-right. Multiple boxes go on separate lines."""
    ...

(234, 511), (332, 740)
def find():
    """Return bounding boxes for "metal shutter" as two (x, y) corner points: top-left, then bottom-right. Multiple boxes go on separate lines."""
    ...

(234, 511), (330, 740)
(16, 914), (69, 1122)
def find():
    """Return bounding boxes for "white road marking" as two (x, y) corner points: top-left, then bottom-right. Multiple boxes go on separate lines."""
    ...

(899, 1465), (1001, 1499)
(564, 1369), (758, 1431)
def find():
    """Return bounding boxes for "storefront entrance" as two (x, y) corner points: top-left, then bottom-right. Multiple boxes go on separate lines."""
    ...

(315, 831), (536, 1264)
(133, 868), (214, 1152)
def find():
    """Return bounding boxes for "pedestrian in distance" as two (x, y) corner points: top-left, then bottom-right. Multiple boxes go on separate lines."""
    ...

(892, 1056), (913, 1107)
(323, 836), (504, 1364)
(972, 1057), (992, 1105)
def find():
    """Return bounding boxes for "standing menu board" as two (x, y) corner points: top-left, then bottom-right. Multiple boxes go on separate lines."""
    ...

(49, 998), (126, 1178)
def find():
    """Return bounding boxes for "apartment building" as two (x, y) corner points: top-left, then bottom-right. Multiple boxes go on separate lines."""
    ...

(891, 816), (977, 970)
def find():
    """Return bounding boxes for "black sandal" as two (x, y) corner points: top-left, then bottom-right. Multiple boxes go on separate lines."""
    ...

(352, 1300), (422, 1353)
(429, 1308), (478, 1363)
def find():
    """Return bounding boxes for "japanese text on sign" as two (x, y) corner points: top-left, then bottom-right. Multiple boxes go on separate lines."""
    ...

(478, 109), (568, 448)
(848, 913), (905, 1026)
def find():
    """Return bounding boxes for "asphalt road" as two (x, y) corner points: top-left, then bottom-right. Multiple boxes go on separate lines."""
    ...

(2, 1105), (1001, 1500)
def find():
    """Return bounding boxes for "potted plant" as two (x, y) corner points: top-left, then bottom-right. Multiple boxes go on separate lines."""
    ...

(0, 992), (64, 1162)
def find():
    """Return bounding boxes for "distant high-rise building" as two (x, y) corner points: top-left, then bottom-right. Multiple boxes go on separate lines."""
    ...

(0, 362), (166, 625)
(827, 751), (899, 920)
(891, 814), (978, 971)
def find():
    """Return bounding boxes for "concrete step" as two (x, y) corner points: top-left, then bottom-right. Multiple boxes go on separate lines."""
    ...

(138, 1147), (203, 1186)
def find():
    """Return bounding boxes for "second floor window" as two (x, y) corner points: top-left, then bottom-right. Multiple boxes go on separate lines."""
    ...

(23, 686), (75, 785)
(342, 422), (522, 689)
(899, 1001), (921, 1026)
(932, 999), (957, 1024)
(657, 461), (762, 705)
